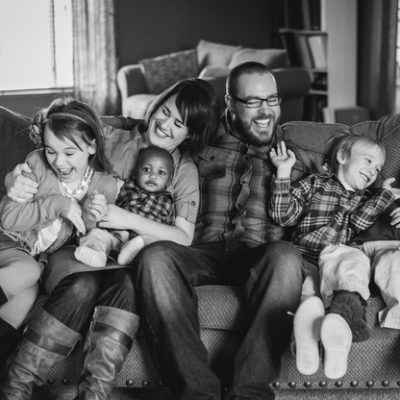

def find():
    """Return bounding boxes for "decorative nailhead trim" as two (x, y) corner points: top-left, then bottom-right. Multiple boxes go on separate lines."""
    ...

(142, 380), (150, 388)
(46, 379), (55, 385)
(335, 381), (343, 387)
(126, 379), (134, 386)
(350, 380), (358, 387)
(304, 381), (312, 388)
(319, 381), (327, 388)
(272, 381), (280, 388)
(382, 380), (389, 387)
(288, 381), (296, 388)
(62, 379), (70, 385)
(366, 380), (374, 387)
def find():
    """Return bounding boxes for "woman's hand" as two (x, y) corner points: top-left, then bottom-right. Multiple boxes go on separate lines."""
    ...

(269, 141), (296, 179)
(83, 191), (108, 222)
(5, 163), (38, 202)
(98, 204), (130, 230)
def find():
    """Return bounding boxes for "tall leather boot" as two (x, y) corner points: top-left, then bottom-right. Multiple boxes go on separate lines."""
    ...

(74, 306), (139, 400)
(0, 309), (81, 400)
(0, 318), (20, 369)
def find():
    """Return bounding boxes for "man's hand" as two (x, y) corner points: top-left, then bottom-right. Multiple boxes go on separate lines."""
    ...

(390, 207), (400, 228)
(5, 163), (38, 203)
(62, 202), (86, 235)
(83, 191), (108, 222)
(383, 177), (400, 199)
(269, 141), (296, 179)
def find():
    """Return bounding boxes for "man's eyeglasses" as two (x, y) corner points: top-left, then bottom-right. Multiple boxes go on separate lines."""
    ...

(228, 94), (282, 108)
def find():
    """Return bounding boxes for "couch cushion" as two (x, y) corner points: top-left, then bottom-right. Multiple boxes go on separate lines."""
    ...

(197, 40), (242, 69)
(139, 49), (199, 94)
(228, 48), (290, 69)
(0, 107), (35, 198)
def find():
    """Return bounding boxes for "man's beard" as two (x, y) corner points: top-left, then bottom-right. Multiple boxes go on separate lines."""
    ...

(233, 115), (279, 147)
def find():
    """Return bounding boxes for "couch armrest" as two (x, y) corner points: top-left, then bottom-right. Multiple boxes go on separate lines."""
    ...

(117, 64), (148, 101)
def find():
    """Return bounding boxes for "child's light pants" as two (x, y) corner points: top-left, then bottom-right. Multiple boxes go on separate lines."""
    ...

(317, 241), (400, 329)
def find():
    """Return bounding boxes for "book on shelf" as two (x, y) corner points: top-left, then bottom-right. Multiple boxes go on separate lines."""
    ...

(311, 72), (327, 91)
(295, 34), (314, 68)
(301, 0), (321, 30)
(279, 29), (327, 70)
(308, 35), (327, 69)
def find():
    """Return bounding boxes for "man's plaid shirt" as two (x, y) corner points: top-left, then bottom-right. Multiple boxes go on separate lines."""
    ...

(194, 112), (283, 247)
(269, 173), (395, 263)
(116, 180), (174, 236)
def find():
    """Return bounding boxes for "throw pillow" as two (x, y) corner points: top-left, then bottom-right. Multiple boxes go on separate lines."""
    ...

(228, 48), (290, 69)
(139, 49), (199, 94)
(196, 40), (242, 69)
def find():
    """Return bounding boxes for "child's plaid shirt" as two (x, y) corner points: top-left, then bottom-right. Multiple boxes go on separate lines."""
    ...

(269, 173), (396, 263)
(116, 180), (174, 234)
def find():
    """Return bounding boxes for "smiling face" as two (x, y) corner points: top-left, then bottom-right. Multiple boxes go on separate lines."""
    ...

(136, 151), (173, 193)
(228, 72), (281, 146)
(44, 125), (96, 185)
(337, 142), (386, 191)
(146, 93), (189, 152)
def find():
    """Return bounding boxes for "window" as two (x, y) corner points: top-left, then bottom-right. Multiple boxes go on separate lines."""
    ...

(0, 0), (73, 92)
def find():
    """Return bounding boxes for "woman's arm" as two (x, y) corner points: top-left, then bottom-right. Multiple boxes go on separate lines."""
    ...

(98, 205), (194, 245)
(99, 155), (199, 245)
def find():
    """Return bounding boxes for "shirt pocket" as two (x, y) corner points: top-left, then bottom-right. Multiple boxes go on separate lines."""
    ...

(197, 147), (230, 180)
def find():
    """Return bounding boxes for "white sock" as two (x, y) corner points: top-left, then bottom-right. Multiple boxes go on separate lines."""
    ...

(74, 246), (107, 268)
(117, 237), (145, 265)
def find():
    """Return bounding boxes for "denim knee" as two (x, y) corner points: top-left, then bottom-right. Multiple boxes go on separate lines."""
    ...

(264, 241), (302, 274)
(135, 241), (180, 278)
(44, 272), (100, 331)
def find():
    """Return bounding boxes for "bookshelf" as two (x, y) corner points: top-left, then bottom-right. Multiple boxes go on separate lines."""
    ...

(279, 0), (358, 122)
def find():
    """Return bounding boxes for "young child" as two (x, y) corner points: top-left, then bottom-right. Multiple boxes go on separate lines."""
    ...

(0, 97), (121, 366)
(75, 145), (175, 266)
(268, 134), (400, 379)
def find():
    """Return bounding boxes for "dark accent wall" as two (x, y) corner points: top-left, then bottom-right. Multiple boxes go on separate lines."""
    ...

(115, 0), (279, 67)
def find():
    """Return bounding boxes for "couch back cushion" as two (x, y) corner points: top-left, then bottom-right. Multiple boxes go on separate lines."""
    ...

(0, 107), (35, 198)
(353, 114), (400, 187)
(139, 49), (199, 94)
(196, 40), (242, 70)
(228, 48), (290, 69)
(281, 114), (400, 188)
(280, 121), (350, 181)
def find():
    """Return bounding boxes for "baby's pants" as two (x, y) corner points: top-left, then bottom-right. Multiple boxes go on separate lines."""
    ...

(318, 241), (400, 329)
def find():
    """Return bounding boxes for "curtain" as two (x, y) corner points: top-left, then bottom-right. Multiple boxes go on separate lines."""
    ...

(357, 0), (398, 119)
(72, 0), (119, 115)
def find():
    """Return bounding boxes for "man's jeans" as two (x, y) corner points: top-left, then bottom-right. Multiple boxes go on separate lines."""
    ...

(133, 240), (303, 400)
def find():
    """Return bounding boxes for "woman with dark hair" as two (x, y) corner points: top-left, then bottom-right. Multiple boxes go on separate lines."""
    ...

(0, 78), (219, 400)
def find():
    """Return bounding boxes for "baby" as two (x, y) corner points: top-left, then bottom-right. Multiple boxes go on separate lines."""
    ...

(75, 146), (175, 266)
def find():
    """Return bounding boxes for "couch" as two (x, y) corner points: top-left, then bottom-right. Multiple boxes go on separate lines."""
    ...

(3, 107), (400, 400)
(116, 39), (311, 123)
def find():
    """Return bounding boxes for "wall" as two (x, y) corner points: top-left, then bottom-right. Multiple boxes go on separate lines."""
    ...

(115, 0), (278, 67)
